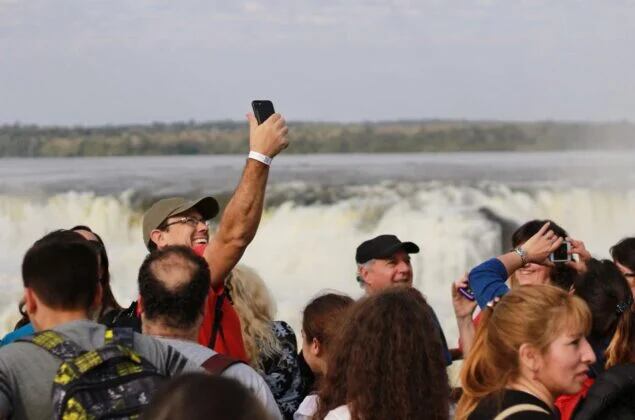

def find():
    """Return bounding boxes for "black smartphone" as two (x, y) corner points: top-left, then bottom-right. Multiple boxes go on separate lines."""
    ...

(251, 100), (275, 125)
(458, 286), (475, 301)
(550, 240), (571, 263)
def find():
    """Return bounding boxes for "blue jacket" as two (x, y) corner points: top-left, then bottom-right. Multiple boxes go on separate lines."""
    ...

(468, 258), (510, 309)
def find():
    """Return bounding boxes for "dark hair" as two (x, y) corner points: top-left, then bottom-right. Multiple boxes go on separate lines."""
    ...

(610, 237), (635, 272)
(315, 287), (450, 420)
(22, 230), (99, 310)
(574, 259), (635, 367)
(512, 219), (576, 290)
(141, 373), (271, 420)
(302, 293), (354, 352)
(138, 245), (210, 330)
(70, 225), (122, 315)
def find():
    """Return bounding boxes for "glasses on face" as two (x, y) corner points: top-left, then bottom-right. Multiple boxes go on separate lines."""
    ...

(162, 216), (207, 229)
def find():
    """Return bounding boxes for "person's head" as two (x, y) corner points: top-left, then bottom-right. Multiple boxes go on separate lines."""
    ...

(70, 225), (121, 313)
(138, 246), (211, 338)
(574, 259), (635, 368)
(456, 285), (595, 420)
(610, 237), (635, 296)
(355, 234), (420, 294)
(143, 197), (219, 251)
(141, 373), (272, 420)
(301, 292), (354, 377)
(22, 230), (101, 328)
(315, 287), (450, 420)
(511, 219), (576, 289)
(225, 264), (279, 371)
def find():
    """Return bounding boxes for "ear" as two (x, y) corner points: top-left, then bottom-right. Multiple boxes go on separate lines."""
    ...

(24, 288), (38, 316)
(92, 283), (103, 311)
(149, 229), (165, 249)
(137, 295), (144, 314)
(518, 343), (541, 375)
(358, 263), (372, 285)
(311, 337), (322, 357)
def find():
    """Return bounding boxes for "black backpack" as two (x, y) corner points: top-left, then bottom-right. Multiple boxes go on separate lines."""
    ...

(19, 327), (166, 420)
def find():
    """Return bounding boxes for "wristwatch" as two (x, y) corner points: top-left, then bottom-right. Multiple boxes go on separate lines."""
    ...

(513, 247), (528, 266)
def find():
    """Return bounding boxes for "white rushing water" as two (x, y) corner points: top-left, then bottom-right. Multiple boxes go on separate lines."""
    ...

(1, 152), (635, 345)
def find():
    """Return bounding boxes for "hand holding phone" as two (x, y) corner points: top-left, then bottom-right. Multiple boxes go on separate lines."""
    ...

(248, 100), (289, 159)
(550, 239), (572, 263)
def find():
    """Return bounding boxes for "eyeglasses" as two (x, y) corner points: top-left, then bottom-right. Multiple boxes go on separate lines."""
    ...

(162, 216), (207, 229)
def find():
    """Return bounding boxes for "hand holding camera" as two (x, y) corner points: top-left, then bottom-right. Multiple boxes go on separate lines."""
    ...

(520, 222), (564, 265)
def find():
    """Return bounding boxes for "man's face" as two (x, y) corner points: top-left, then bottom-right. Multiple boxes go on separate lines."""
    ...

(153, 209), (209, 250)
(360, 249), (413, 294)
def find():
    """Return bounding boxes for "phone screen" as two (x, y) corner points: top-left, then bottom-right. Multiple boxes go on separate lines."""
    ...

(252, 100), (275, 125)
(552, 242), (570, 261)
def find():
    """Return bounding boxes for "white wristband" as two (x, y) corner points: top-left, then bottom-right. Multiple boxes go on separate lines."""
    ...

(248, 151), (272, 166)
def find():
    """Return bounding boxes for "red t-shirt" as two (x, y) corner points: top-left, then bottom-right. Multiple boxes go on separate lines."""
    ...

(192, 244), (248, 362)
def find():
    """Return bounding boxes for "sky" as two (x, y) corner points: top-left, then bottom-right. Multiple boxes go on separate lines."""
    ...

(1, 0), (634, 125)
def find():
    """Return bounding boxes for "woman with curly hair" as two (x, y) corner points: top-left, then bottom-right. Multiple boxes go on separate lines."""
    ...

(226, 264), (305, 419)
(314, 287), (450, 420)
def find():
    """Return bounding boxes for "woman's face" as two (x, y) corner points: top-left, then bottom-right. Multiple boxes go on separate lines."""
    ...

(515, 262), (552, 286)
(534, 329), (596, 397)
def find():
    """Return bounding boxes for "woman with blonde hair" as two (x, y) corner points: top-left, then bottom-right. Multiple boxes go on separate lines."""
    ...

(456, 285), (596, 419)
(226, 264), (305, 419)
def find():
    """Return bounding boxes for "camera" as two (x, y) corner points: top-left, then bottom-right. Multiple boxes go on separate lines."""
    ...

(549, 239), (571, 263)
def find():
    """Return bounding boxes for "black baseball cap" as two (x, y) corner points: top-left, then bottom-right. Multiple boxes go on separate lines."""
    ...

(355, 234), (420, 264)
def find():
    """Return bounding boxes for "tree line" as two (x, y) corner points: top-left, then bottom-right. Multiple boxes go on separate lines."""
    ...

(1, 120), (634, 157)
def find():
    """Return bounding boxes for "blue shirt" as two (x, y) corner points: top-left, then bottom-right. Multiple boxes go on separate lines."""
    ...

(0, 324), (34, 347)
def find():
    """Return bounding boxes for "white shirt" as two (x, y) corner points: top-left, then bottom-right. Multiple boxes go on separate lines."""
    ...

(325, 404), (351, 420)
(294, 394), (318, 420)
(156, 337), (282, 420)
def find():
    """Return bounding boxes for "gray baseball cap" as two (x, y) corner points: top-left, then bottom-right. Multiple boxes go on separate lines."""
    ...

(142, 196), (219, 250)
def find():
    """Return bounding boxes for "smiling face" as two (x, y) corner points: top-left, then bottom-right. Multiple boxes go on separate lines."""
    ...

(515, 262), (552, 286)
(359, 249), (413, 294)
(534, 328), (596, 397)
(151, 208), (209, 250)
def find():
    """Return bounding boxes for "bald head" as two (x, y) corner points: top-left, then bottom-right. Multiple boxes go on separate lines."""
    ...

(138, 246), (210, 330)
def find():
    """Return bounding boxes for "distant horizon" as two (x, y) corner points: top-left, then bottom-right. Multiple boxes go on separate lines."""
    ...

(3, 116), (634, 129)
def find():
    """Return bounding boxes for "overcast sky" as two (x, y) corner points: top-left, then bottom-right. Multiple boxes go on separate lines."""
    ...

(1, 0), (634, 125)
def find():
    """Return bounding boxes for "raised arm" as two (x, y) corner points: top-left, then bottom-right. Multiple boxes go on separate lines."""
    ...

(469, 222), (563, 308)
(205, 113), (288, 287)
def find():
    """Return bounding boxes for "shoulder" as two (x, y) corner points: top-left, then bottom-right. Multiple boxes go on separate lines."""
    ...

(324, 405), (351, 420)
(576, 363), (635, 419)
(222, 361), (266, 387)
(470, 390), (554, 420)
(294, 394), (319, 419)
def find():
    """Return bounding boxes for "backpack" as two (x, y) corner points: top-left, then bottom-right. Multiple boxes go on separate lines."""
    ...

(19, 327), (166, 420)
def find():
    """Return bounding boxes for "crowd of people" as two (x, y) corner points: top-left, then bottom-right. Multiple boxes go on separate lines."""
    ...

(0, 111), (634, 420)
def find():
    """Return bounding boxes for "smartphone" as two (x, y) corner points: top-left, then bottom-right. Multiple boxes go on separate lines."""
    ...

(550, 240), (571, 263)
(252, 100), (275, 125)
(458, 286), (475, 301)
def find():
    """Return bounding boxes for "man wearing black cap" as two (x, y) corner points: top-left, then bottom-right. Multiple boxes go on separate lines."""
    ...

(109, 111), (288, 361)
(355, 234), (420, 293)
(356, 234), (453, 365)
